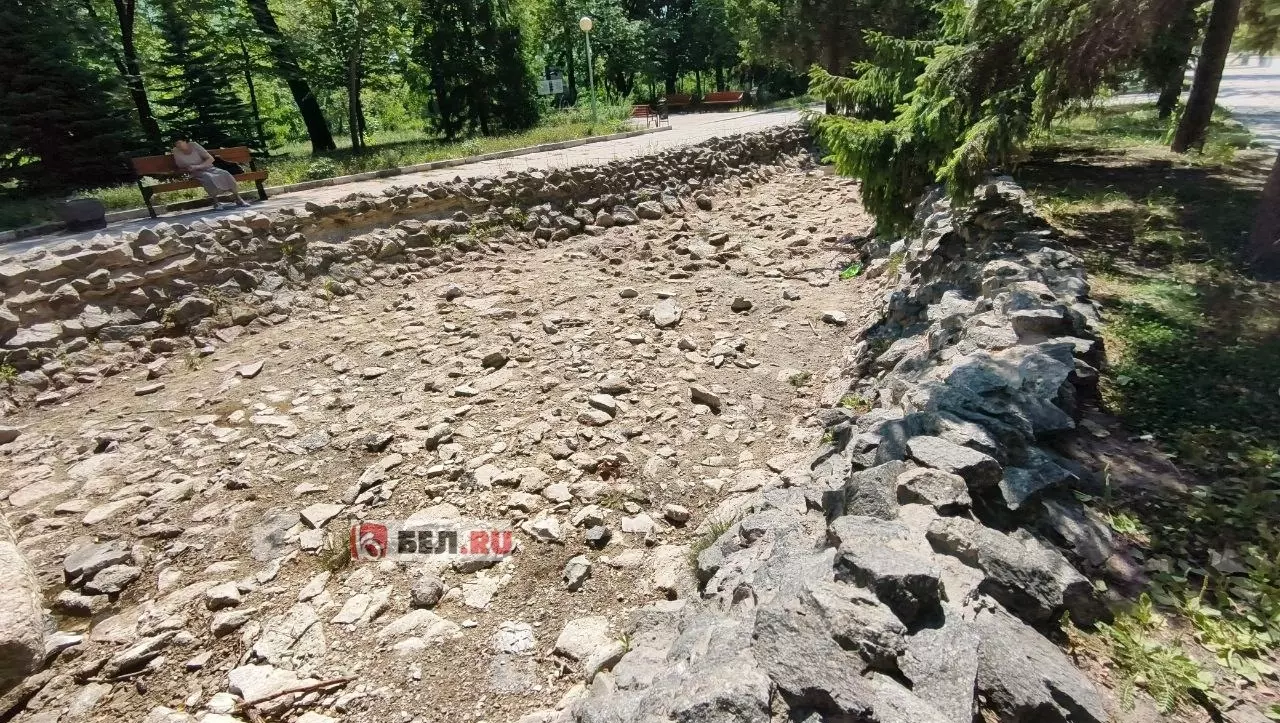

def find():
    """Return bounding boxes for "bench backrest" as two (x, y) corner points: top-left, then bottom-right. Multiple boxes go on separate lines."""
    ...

(666, 93), (693, 104)
(130, 146), (254, 176)
(630, 105), (654, 117)
(703, 91), (744, 102)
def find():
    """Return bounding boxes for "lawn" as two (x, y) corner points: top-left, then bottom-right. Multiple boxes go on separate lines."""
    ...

(0, 105), (634, 233)
(1020, 104), (1280, 720)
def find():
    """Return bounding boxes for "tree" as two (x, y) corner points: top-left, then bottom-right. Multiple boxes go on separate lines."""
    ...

(1135, 0), (1204, 118)
(811, 0), (1181, 232)
(1249, 151), (1280, 276)
(244, 0), (338, 152)
(0, 0), (137, 189)
(1171, 0), (1243, 152)
(152, 0), (258, 149)
(413, 0), (538, 140)
(306, 0), (405, 152)
(81, 0), (164, 148)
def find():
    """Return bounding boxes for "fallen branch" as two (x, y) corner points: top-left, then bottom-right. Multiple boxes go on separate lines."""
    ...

(235, 677), (352, 712)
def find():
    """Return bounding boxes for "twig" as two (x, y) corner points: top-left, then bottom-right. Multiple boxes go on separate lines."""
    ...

(805, 320), (820, 337)
(235, 677), (352, 712)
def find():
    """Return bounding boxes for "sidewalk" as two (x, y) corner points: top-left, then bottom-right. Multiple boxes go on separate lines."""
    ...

(1, 108), (807, 260)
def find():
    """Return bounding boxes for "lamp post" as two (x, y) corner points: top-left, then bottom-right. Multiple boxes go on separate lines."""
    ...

(579, 16), (597, 125)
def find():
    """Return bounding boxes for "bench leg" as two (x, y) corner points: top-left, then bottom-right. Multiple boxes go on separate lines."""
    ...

(256, 180), (268, 201)
(140, 186), (157, 219)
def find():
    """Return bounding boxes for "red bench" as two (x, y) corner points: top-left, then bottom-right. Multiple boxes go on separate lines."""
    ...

(701, 91), (745, 110)
(664, 93), (693, 112)
(630, 104), (668, 128)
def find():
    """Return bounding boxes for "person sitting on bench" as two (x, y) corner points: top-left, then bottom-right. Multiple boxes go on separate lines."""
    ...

(170, 134), (250, 210)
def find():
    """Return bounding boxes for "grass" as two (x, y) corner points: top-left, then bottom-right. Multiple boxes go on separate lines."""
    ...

(1023, 102), (1280, 718)
(0, 105), (634, 232)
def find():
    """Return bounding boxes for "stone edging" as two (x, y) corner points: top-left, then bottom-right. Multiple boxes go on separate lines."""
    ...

(0, 125), (811, 409)
(0, 126), (672, 244)
(522, 178), (1123, 723)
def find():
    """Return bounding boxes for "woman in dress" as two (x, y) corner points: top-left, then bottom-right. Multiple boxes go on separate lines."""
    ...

(170, 134), (249, 211)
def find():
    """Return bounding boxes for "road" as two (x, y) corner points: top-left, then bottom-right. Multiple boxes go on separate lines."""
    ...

(1, 108), (807, 259)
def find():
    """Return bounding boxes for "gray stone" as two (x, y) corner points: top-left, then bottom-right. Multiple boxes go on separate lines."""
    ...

(753, 597), (876, 718)
(636, 201), (664, 220)
(584, 526), (611, 548)
(800, 579), (906, 671)
(82, 564), (142, 595)
(900, 617), (980, 723)
(0, 514), (44, 683)
(972, 608), (1107, 723)
(997, 448), (1072, 510)
(896, 467), (972, 514)
(1038, 498), (1116, 569)
(652, 298), (682, 328)
(831, 516), (944, 627)
(564, 555), (593, 591)
(730, 297), (753, 312)
(554, 616), (611, 662)
(411, 574), (445, 608)
(926, 517), (1100, 625)
(170, 296), (215, 325)
(821, 310), (847, 325)
(842, 460), (907, 520)
(492, 621), (536, 655)
(689, 384), (721, 412)
(64, 541), (133, 585)
(907, 435), (1001, 488)
(205, 581), (243, 610)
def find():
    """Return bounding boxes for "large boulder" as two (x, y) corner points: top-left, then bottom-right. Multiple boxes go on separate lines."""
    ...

(0, 513), (44, 684)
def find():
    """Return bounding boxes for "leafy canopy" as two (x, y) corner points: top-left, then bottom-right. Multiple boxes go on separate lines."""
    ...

(811, 0), (1180, 232)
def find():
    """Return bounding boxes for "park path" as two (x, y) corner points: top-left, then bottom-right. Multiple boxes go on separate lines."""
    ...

(1, 108), (806, 259)
(1216, 60), (1280, 149)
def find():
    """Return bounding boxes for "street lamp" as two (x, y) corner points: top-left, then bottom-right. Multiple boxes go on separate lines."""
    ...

(579, 16), (597, 125)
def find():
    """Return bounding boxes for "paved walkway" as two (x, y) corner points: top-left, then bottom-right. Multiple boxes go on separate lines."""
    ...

(3, 108), (807, 259)
(1216, 60), (1280, 149)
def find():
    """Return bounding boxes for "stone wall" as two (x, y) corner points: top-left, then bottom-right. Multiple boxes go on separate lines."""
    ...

(0, 125), (810, 409)
(532, 179), (1123, 723)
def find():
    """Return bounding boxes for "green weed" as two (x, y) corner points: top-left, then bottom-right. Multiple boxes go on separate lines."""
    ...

(1096, 595), (1217, 713)
(839, 262), (864, 280)
(839, 394), (873, 413)
(0, 364), (16, 383)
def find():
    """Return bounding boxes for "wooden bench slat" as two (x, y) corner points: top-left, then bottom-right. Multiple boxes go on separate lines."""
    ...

(129, 145), (269, 217)
(147, 170), (268, 193)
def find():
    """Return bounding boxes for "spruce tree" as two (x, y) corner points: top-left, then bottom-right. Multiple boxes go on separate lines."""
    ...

(153, 0), (258, 150)
(0, 0), (137, 190)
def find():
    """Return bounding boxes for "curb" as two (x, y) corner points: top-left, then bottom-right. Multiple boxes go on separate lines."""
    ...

(1, 125), (672, 244)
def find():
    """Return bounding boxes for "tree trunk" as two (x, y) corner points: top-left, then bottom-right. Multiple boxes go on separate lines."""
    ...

(239, 39), (269, 152)
(1249, 150), (1280, 276)
(1156, 74), (1184, 119)
(93, 0), (163, 148)
(715, 64), (725, 92)
(566, 46), (578, 103)
(244, 0), (337, 152)
(1172, 0), (1242, 152)
(695, 70), (702, 97)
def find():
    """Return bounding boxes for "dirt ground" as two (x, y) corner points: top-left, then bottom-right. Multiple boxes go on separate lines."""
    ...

(1, 165), (882, 722)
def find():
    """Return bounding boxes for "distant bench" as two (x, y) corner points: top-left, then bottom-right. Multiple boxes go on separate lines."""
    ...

(664, 93), (693, 112)
(130, 146), (268, 218)
(701, 91), (745, 110)
(630, 104), (669, 128)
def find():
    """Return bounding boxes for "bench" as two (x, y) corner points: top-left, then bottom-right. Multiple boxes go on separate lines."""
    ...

(130, 146), (268, 218)
(664, 93), (693, 112)
(630, 104), (669, 128)
(701, 91), (745, 110)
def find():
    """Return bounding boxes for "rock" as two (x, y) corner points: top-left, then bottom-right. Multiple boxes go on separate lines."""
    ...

(135, 382), (165, 395)
(782, 288), (801, 301)
(651, 298), (682, 328)
(493, 621), (536, 655)
(636, 201), (665, 220)
(801, 579), (907, 672)
(730, 297), (753, 312)
(896, 467), (972, 515)
(997, 449), (1073, 511)
(694, 194), (714, 210)
(211, 609), (252, 636)
(0, 514), (44, 683)
(64, 541), (133, 585)
(578, 408), (613, 426)
(411, 575), (445, 608)
(376, 609), (461, 643)
(821, 310), (848, 325)
(205, 581), (243, 610)
(584, 526), (611, 548)
(237, 360), (265, 379)
(554, 616), (611, 662)
(926, 517), (1100, 625)
(481, 349), (509, 369)
(82, 564), (142, 595)
(831, 516), (944, 627)
(228, 664), (320, 711)
(169, 296), (215, 325)
(972, 608), (1108, 723)
(522, 516), (563, 543)
(907, 436), (1001, 488)
(0, 426), (20, 445)
(842, 460), (907, 520)
(588, 394), (618, 416)
(663, 504), (690, 524)
(620, 513), (656, 536)
(618, 287), (638, 298)
(900, 617), (980, 723)
(251, 603), (326, 666)
(754, 596), (876, 718)
(300, 503), (345, 529)
(689, 384), (721, 412)
(102, 632), (174, 677)
(564, 555), (592, 591)
(54, 589), (109, 617)
(361, 431), (394, 452)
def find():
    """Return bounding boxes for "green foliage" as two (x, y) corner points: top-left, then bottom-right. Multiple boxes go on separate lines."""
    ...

(812, 0), (1179, 232)
(838, 394), (873, 412)
(838, 261), (864, 279)
(152, 0), (258, 149)
(1096, 594), (1217, 713)
(0, 364), (17, 383)
(0, 0), (139, 190)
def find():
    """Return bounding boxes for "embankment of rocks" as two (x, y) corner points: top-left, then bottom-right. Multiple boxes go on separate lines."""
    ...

(0, 126), (810, 409)
(533, 179), (1124, 723)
